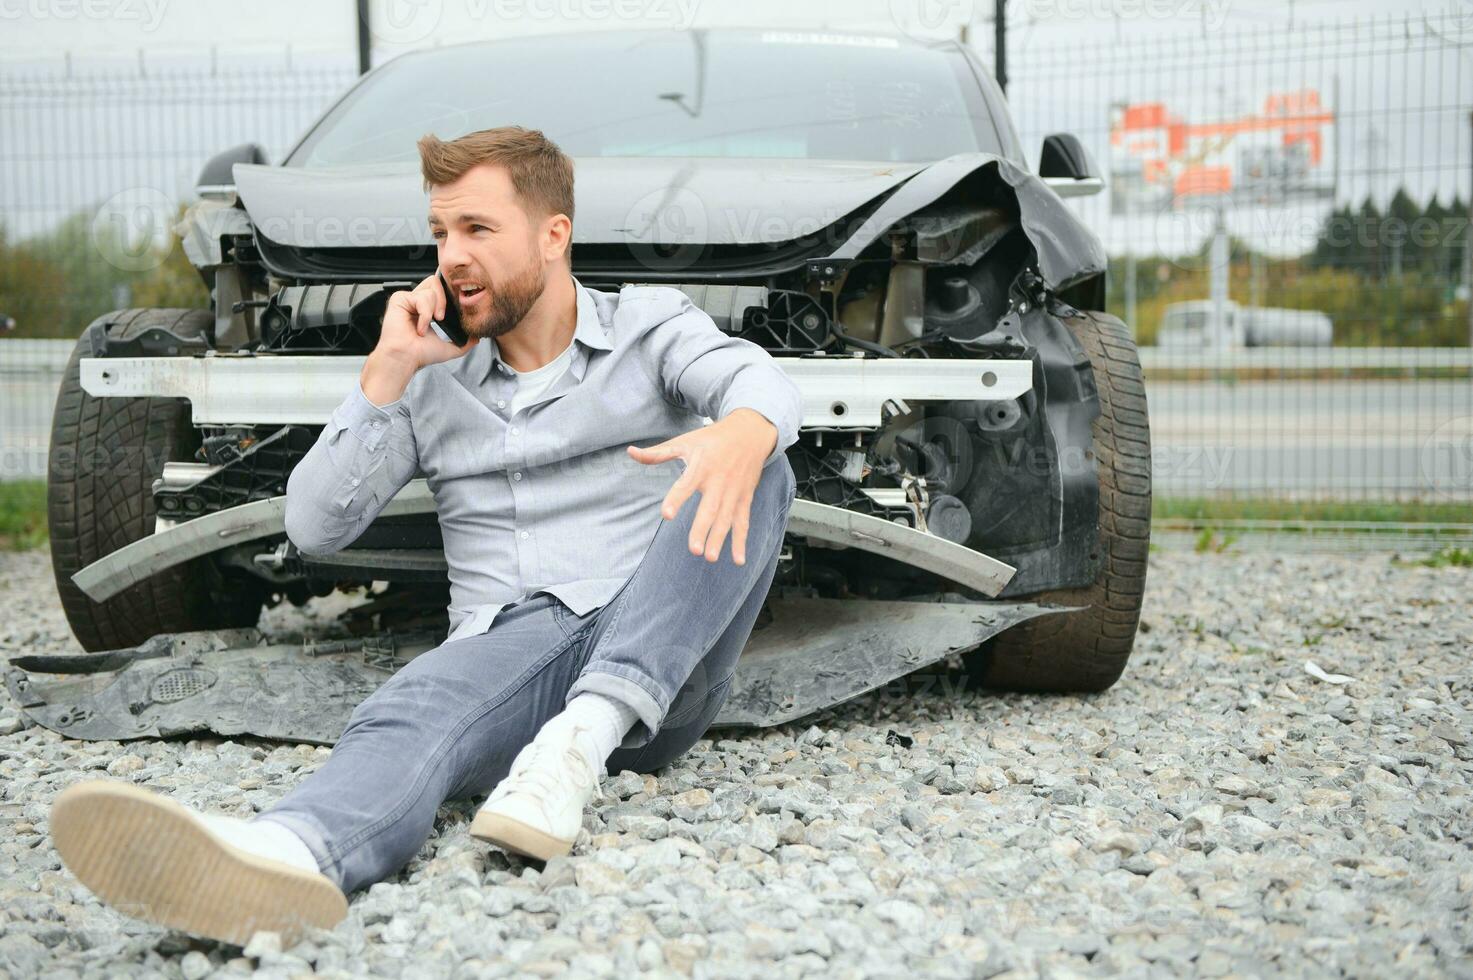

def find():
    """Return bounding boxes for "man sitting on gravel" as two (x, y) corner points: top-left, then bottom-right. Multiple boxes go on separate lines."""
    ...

(48, 125), (801, 947)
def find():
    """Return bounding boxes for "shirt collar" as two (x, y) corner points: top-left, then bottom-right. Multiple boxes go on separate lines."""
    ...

(479, 274), (612, 386)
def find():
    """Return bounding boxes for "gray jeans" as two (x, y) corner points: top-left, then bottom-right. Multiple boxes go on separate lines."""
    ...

(258, 454), (796, 894)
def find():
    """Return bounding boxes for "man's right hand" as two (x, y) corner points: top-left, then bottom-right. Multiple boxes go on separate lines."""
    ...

(362, 274), (479, 406)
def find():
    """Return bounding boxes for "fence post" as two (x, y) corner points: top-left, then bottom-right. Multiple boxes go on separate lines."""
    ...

(993, 0), (1006, 93)
(357, 0), (371, 76)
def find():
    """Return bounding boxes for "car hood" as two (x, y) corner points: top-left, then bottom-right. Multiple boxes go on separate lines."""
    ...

(233, 157), (929, 250)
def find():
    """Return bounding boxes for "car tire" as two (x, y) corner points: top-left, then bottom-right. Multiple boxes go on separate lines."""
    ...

(965, 309), (1152, 692)
(46, 308), (266, 652)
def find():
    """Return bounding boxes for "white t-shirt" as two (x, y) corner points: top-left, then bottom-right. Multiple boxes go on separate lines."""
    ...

(507, 338), (576, 415)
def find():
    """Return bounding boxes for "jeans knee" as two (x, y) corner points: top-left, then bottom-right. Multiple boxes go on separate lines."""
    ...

(763, 452), (796, 494)
(752, 455), (794, 523)
(342, 660), (460, 742)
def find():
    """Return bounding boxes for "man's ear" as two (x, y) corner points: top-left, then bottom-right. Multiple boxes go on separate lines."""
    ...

(542, 212), (572, 263)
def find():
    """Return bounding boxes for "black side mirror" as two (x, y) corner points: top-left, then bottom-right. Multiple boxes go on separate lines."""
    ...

(1038, 133), (1099, 181)
(195, 143), (271, 195)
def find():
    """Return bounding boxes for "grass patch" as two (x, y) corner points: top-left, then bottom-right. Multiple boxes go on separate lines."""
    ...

(1143, 367), (1472, 383)
(0, 480), (47, 551)
(1397, 545), (1473, 568)
(1155, 497), (1473, 525)
(1192, 527), (1239, 553)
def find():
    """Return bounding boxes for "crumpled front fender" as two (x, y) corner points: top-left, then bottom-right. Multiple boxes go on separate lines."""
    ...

(810, 151), (1107, 293)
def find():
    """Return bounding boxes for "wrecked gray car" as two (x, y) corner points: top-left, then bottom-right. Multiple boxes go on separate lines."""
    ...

(14, 28), (1151, 745)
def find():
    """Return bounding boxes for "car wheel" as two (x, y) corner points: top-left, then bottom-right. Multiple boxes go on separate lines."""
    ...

(965, 309), (1152, 692)
(47, 308), (267, 652)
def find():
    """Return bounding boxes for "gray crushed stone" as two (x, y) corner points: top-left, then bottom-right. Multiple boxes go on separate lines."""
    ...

(1, 546), (1469, 978)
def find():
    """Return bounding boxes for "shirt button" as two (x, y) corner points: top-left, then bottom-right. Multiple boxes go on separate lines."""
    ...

(496, 399), (505, 408)
(371, 420), (381, 428)
(510, 426), (519, 435)
(351, 478), (361, 486)
(513, 472), (522, 481)
(520, 530), (529, 540)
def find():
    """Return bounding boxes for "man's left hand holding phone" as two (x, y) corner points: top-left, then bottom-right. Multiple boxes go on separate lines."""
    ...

(361, 273), (478, 407)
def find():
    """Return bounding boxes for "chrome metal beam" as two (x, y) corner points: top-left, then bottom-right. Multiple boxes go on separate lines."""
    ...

(79, 353), (1033, 428)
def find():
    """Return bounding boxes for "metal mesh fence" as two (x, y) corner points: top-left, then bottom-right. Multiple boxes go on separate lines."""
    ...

(1002, 12), (1472, 546)
(0, 56), (357, 484)
(1, 17), (1470, 551)
(1, 57), (356, 242)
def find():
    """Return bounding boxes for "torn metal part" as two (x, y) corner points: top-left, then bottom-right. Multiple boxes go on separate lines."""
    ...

(154, 426), (315, 522)
(9, 629), (262, 677)
(5, 629), (442, 745)
(69, 484), (436, 603)
(808, 152), (1106, 293)
(718, 595), (1079, 728)
(5, 597), (1075, 744)
(74, 483), (1019, 603)
(175, 195), (254, 270)
(786, 499), (1014, 596)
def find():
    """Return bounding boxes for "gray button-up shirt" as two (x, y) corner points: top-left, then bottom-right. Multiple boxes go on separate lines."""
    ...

(283, 276), (803, 644)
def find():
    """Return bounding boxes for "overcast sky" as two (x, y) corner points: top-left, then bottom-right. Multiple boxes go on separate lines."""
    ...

(2, 0), (1467, 257)
(1, 0), (1456, 64)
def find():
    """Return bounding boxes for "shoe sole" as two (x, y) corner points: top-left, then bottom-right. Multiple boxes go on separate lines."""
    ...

(50, 780), (348, 947)
(469, 808), (575, 862)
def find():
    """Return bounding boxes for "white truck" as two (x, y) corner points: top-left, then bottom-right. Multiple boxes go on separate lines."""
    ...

(1157, 300), (1333, 349)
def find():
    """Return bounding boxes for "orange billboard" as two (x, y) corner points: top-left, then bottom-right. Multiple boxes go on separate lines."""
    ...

(1108, 90), (1336, 214)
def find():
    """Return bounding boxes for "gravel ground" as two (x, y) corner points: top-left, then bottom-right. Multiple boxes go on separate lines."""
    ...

(1, 546), (1470, 979)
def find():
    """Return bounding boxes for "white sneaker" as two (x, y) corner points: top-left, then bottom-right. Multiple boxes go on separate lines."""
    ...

(50, 779), (347, 947)
(470, 722), (606, 861)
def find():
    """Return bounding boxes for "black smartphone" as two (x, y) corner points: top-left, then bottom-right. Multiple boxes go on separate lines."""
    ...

(431, 271), (469, 346)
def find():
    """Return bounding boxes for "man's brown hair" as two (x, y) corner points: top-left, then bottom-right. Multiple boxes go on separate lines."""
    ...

(417, 126), (575, 224)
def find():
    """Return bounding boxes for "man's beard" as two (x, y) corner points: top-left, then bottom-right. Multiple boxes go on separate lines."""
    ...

(461, 254), (546, 340)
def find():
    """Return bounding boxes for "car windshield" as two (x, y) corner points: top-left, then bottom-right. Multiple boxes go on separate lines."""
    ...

(288, 30), (1003, 167)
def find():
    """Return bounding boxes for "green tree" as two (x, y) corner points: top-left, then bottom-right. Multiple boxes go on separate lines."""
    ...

(0, 204), (207, 339)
